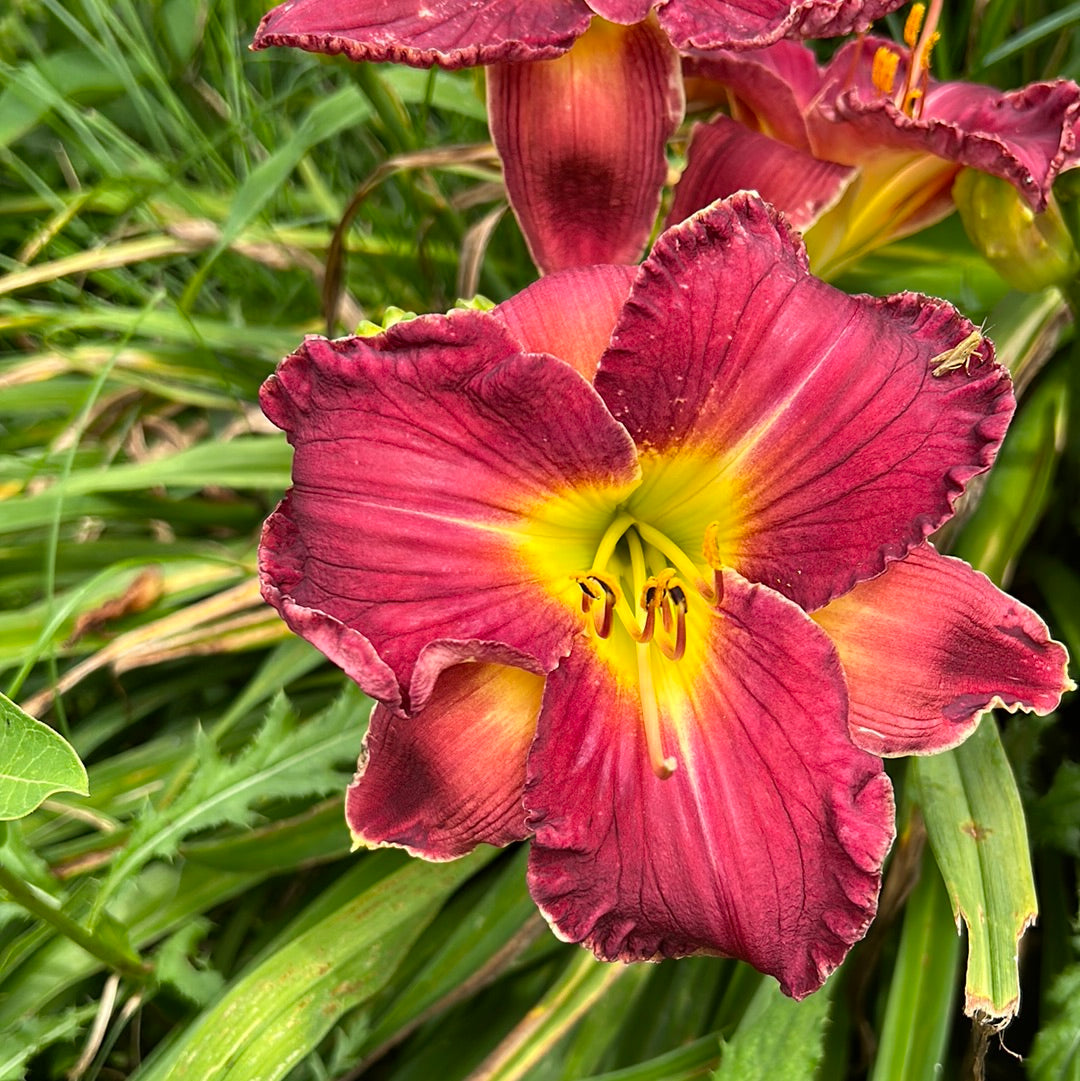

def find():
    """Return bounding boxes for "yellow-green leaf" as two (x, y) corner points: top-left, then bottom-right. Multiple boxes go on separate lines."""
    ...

(912, 719), (1037, 1022)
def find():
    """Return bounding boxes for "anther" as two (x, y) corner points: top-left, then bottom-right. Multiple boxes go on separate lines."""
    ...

(572, 572), (618, 639)
(872, 46), (900, 96)
(637, 578), (659, 644)
(903, 3), (925, 48)
(658, 583), (687, 662)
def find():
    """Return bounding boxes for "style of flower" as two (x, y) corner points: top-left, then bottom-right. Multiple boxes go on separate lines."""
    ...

(674, 5), (1080, 276)
(252, 1), (904, 274)
(259, 194), (1071, 998)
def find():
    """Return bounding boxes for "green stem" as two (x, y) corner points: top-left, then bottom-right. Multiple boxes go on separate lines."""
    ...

(0, 861), (150, 980)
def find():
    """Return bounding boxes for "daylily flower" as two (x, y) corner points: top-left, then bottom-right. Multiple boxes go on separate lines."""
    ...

(251, 1), (904, 274)
(259, 194), (1071, 997)
(673, 6), (1080, 276)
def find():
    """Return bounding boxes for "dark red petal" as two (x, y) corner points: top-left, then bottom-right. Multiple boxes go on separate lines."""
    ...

(493, 264), (637, 382)
(525, 569), (894, 998)
(667, 115), (853, 230)
(252, 0), (592, 68)
(488, 17), (683, 273)
(659, 0), (906, 50)
(586, 0), (656, 20)
(347, 662), (543, 859)
(259, 311), (640, 708)
(683, 42), (822, 150)
(595, 194), (1015, 612)
(812, 38), (1080, 212)
(814, 544), (1074, 756)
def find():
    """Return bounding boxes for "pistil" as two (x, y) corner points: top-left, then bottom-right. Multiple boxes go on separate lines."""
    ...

(636, 641), (677, 779)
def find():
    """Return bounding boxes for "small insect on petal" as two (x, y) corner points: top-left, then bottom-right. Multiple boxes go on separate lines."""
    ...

(930, 325), (986, 377)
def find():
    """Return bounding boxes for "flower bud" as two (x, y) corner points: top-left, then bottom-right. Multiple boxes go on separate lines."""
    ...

(954, 168), (1079, 292)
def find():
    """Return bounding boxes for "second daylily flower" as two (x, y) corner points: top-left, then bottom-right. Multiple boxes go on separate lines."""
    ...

(676, 12), (1080, 276)
(259, 194), (1070, 998)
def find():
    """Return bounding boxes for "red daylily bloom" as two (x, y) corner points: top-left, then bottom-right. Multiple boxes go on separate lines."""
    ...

(259, 195), (1071, 997)
(252, 2), (904, 273)
(675, 32), (1080, 275)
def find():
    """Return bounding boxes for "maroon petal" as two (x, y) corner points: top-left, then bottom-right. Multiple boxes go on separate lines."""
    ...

(814, 544), (1073, 756)
(667, 115), (853, 230)
(525, 569), (894, 998)
(259, 310), (640, 709)
(595, 193), (1015, 612)
(488, 17), (683, 273)
(347, 661), (544, 859)
(683, 42), (823, 150)
(493, 264), (637, 381)
(586, 0), (656, 20)
(812, 39), (1080, 212)
(659, 0), (906, 50)
(252, 0), (593, 68)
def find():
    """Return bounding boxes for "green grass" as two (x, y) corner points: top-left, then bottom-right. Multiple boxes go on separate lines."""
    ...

(1, 1), (1078, 1079)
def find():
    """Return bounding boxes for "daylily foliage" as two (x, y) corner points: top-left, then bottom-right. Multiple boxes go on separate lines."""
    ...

(259, 195), (1070, 997)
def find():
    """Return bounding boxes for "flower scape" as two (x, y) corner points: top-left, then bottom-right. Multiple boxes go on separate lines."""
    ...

(258, 193), (1071, 998)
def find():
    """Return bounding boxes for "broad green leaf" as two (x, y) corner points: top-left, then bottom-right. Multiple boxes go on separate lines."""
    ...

(133, 851), (493, 1081)
(711, 974), (832, 1080)
(0, 693), (88, 819)
(870, 841), (961, 1081)
(912, 719), (1037, 1022)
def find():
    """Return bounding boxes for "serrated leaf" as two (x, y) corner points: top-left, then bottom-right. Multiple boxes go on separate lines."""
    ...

(712, 976), (832, 1081)
(0, 1005), (97, 1081)
(0, 693), (88, 820)
(93, 688), (361, 917)
(912, 718), (1037, 1022)
(1028, 955), (1080, 1080)
(1032, 761), (1080, 855)
(155, 918), (224, 1006)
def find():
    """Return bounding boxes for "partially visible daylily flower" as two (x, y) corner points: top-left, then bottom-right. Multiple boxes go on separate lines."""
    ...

(674, 6), (1080, 276)
(259, 195), (1071, 997)
(252, 1), (904, 273)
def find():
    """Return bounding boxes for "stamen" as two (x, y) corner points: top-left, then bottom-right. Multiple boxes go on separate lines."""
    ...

(899, 0), (941, 116)
(871, 46), (900, 96)
(636, 642), (677, 779)
(903, 3), (925, 48)
(633, 521), (716, 603)
(571, 572), (619, 638)
(661, 584), (687, 662)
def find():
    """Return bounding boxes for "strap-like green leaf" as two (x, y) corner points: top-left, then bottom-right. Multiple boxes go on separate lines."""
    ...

(912, 719), (1037, 1022)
